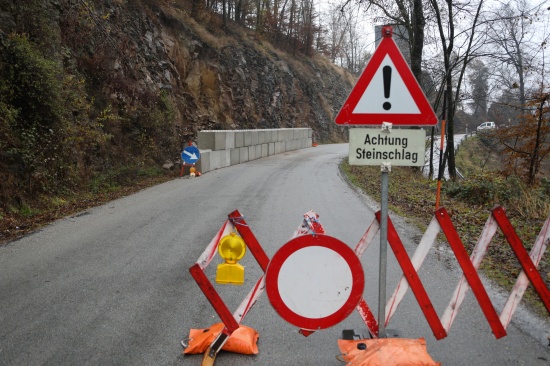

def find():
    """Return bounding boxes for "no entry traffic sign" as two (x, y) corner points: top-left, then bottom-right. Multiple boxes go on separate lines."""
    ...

(265, 234), (364, 331)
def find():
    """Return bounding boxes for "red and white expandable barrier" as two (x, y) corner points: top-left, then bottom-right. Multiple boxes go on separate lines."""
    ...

(188, 210), (269, 357)
(188, 210), (327, 358)
(188, 205), (549, 358)
(355, 205), (550, 340)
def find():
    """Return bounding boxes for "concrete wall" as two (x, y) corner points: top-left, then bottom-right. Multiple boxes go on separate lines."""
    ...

(195, 128), (312, 173)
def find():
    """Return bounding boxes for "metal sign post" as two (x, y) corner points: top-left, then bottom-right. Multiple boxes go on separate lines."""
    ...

(376, 122), (393, 338)
(335, 25), (436, 339)
(348, 122), (426, 338)
(378, 161), (390, 338)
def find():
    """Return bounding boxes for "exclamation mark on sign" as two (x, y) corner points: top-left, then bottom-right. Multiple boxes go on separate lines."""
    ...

(383, 66), (392, 111)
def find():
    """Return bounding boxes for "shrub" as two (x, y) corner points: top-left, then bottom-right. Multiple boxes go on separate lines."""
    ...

(444, 173), (508, 205)
(0, 34), (66, 201)
(444, 172), (549, 220)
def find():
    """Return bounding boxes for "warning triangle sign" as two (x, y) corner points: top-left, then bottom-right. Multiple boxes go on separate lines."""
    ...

(335, 28), (438, 126)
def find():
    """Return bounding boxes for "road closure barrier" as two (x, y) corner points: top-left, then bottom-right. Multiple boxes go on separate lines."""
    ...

(186, 206), (549, 364)
(354, 205), (549, 340)
(186, 210), (326, 363)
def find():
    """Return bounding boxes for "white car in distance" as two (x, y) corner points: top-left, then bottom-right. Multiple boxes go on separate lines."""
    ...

(477, 121), (496, 132)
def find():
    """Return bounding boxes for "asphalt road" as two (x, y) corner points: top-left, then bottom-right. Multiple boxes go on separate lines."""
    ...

(422, 133), (466, 180)
(1, 143), (548, 365)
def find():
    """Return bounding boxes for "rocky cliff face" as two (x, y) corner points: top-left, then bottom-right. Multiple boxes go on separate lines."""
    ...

(4, 0), (352, 139)
(157, 4), (353, 142)
(0, 0), (353, 208)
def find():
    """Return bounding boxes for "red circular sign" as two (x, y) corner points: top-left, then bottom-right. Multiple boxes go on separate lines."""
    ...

(265, 234), (364, 330)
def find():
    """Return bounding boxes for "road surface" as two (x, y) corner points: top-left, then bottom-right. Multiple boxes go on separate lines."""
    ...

(422, 134), (467, 180)
(1, 144), (548, 365)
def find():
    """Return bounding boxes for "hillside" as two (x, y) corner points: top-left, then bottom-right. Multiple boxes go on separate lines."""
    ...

(0, 0), (354, 235)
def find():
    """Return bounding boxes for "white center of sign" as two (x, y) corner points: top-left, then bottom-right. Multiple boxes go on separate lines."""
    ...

(277, 246), (353, 318)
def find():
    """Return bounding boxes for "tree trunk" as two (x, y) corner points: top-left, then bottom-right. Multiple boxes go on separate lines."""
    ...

(222, 0), (227, 27)
(235, 0), (242, 23)
(528, 94), (548, 184)
(410, 0), (425, 83)
(446, 74), (456, 179)
(191, 0), (200, 18)
(429, 127), (435, 179)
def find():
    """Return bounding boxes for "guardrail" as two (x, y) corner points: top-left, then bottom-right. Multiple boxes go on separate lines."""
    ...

(195, 128), (312, 174)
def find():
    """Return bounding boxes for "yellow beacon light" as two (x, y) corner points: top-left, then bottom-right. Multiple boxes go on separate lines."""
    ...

(215, 232), (246, 285)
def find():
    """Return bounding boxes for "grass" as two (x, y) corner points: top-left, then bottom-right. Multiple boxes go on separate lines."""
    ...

(87, 164), (165, 194)
(340, 135), (550, 318)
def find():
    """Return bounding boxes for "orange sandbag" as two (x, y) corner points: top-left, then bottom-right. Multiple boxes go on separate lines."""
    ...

(337, 338), (440, 366)
(183, 323), (259, 355)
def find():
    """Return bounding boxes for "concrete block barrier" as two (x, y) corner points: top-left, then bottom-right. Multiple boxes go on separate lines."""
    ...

(239, 146), (249, 163)
(255, 144), (262, 159)
(197, 130), (236, 151)
(194, 128), (312, 174)
(248, 145), (256, 161)
(275, 141), (284, 154)
(209, 150), (230, 170)
(258, 130), (266, 144)
(196, 150), (210, 173)
(230, 148), (240, 165)
(235, 131), (245, 148)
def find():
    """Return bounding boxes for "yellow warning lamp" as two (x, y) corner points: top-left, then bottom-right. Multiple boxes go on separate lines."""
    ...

(216, 232), (246, 285)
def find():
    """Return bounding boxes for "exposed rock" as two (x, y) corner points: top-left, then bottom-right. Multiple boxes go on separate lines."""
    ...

(41, 0), (352, 142)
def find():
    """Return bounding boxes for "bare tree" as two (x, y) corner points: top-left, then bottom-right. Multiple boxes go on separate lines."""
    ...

(478, 0), (550, 184)
(485, 0), (548, 117)
(428, 0), (487, 180)
(467, 58), (489, 122)
(325, 3), (349, 63)
(347, 0), (425, 82)
(321, 1), (370, 73)
(299, 0), (316, 55)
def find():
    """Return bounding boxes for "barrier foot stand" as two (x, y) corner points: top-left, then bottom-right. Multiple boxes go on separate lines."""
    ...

(201, 347), (216, 366)
(201, 331), (229, 366)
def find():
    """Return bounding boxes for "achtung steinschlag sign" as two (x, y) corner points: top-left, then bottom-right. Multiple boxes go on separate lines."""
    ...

(349, 128), (426, 167)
